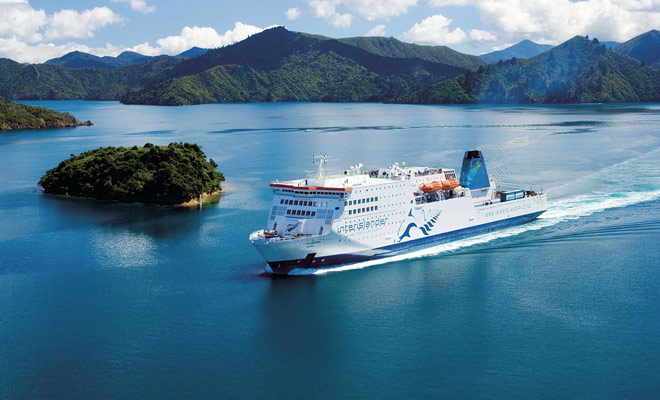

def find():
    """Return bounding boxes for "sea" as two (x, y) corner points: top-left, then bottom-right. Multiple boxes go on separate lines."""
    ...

(1, 101), (659, 399)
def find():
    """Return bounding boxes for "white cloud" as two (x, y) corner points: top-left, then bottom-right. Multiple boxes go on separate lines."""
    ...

(429, 0), (660, 44)
(403, 13), (466, 45)
(366, 24), (386, 36)
(286, 7), (301, 20)
(330, 12), (353, 28)
(45, 7), (123, 40)
(309, 0), (338, 18)
(428, 0), (471, 6)
(0, 0), (47, 42)
(469, 29), (496, 42)
(111, 0), (155, 13)
(305, 0), (416, 27)
(343, 0), (417, 20)
(127, 22), (268, 56)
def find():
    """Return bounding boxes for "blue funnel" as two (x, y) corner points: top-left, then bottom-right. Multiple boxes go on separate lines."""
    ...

(459, 150), (490, 190)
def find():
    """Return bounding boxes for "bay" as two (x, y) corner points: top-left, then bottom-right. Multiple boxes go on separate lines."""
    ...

(1, 101), (659, 399)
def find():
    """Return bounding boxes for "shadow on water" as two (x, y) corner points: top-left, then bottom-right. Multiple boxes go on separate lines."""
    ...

(38, 193), (210, 239)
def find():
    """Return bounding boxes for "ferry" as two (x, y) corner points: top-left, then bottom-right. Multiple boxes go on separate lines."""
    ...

(250, 151), (547, 275)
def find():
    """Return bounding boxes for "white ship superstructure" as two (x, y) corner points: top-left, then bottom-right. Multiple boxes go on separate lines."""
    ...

(250, 151), (547, 275)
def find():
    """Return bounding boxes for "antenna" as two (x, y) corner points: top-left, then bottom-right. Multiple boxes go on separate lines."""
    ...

(313, 154), (328, 179)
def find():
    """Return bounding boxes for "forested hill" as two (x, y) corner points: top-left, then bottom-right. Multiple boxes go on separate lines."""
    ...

(615, 30), (660, 69)
(0, 27), (483, 105)
(403, 36), (660, 104)
(0, 98), (91, 130)
(121, 27), (473, 105)
(39, 143), (224, 205)
(3, 28), (660, 106)
(45, 50), (153, 69)
(0, 56), (182, 101)
(336, 36), (486, 70)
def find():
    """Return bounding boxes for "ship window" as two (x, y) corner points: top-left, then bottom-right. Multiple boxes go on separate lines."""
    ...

(306, 211), (311, 216)
(349, 210), (352, 215)
(294, 200), (299, 205)
(362, 208), (365, 212)
(297, 210), (302, 215)
(286, 210), (291, 215)
(280, 199), (283, 204)
(371, 197), (374, 202)
(311, 211), (316, 216)
(375, 197), (378, 201)
(375, 206), (378, 210)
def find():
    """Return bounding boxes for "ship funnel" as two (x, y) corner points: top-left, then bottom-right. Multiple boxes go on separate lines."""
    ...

(459, 150), (490, 190)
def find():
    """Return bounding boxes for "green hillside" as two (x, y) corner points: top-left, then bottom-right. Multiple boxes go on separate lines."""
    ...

(337, 36), (486, 70)
(45, 50), (153, 69)
(0, 56), (181, 100)
(0, 98), (91, 130)
(123, 27), (468, 105)
(404, 36), (660, 104)
(615, 30), (660, 69)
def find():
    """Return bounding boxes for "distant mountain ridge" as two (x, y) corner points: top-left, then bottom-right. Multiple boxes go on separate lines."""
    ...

(480, 40), (553, 63)
(176, 47), (210, 58)
(406, 36), (660, 104)
(3, 28), (660, 105)
(602, 41), (621, 49)
(615, 30), (660, 69)
(45, 47), (212, 69)
(337, 36), (486, 70)
(45, 51), (153, 69)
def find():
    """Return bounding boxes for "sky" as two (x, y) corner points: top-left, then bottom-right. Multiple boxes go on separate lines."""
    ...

(1, 0), (659, 63)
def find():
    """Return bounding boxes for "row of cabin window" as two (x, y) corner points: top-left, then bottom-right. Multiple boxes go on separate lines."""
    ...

(349, 206), (377, 215)
(346, 197), (378, 206)
(286, 209), (316, 217)
(281, 198), (328, 208)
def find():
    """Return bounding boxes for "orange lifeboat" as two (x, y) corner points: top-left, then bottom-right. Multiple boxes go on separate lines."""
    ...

(431, 181), (442, 191)
(441, 179), (459, 190)
(420, 183), (435, 193)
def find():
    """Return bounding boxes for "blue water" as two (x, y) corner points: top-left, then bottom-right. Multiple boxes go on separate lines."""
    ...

(1, 101), (660, 399)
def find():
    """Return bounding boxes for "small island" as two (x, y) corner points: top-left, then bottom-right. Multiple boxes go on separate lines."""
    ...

(39, 142), (225, 206)
(1, 98), (92, 130)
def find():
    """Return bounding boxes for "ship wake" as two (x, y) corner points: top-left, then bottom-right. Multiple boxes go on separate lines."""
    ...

(299, 146), (660, 275)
